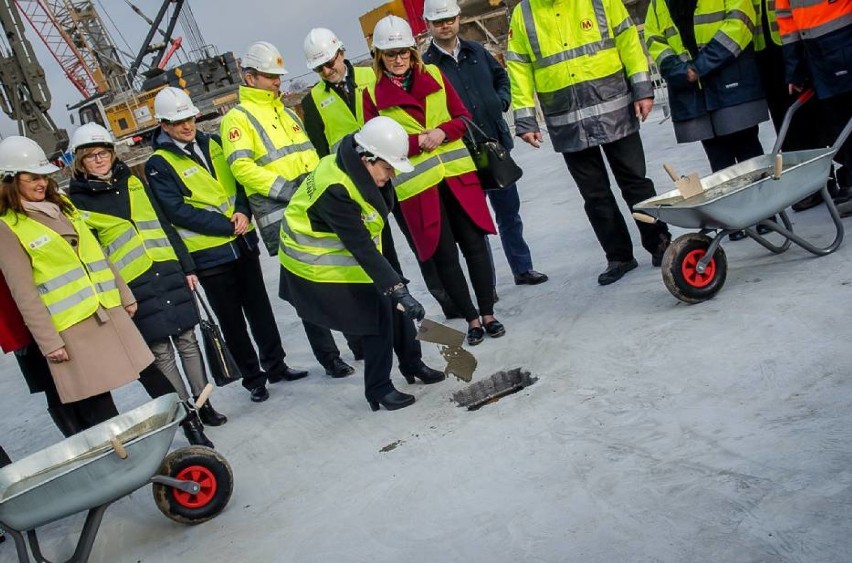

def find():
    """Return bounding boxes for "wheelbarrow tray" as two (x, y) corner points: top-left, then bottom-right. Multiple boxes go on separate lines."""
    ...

(635, 148), (831, 230)
(0, 394), (181, 532)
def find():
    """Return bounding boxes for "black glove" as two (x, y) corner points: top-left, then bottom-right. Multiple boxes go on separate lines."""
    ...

(390, 284), (425, 322)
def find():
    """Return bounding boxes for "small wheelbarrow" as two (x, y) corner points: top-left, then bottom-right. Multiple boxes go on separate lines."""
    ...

(0, 392), (233, 563)
(634, 91), (851, 303)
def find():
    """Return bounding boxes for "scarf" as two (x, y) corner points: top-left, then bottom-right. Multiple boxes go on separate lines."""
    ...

(384, 69), (413, 92)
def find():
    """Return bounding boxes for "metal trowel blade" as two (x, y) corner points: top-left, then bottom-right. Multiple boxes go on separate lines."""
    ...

(416, 318), (465, 346)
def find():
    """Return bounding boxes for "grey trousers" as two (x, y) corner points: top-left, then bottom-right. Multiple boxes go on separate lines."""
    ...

(149, 328), (209, 400)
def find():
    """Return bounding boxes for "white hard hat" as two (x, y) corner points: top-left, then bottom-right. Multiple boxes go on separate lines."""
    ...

(304, 28), (344, 70)
(423, 0), (461, 21)
(70, 123), (114, 154)
(242, 41), (288, 75)
(154, 87), (200, 122)
(0, 136), (59, 176)
(372, 15), (416, 50)
(354, 116), (413, 173)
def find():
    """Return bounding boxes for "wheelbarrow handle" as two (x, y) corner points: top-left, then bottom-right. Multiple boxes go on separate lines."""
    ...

(771, 89), (815, 155)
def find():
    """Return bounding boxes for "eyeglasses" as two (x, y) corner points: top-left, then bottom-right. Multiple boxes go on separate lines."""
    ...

(312, 52), (341, 73)
(381, 49), (411, 60)
(163, 116), (195, 126)
(82, 150), (112, 162)
(430, 16), (458, 26)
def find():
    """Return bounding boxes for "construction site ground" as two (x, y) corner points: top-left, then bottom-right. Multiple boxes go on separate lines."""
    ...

(1, 108), (850, 562)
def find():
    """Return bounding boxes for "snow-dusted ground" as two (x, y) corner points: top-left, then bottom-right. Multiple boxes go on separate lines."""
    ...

(2, 109), (851, 562)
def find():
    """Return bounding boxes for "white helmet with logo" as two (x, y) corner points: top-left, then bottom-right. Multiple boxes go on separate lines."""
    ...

(69, 122), (114, 153)
(242, 41), (288, 75)
(154, 87), (200, 122)
(0, 136), (59, 176)
(304, 28), (344, 70)
(372, 15), (416, 50)
(423, 0), (461, 21)
(354, 116), (413, 173)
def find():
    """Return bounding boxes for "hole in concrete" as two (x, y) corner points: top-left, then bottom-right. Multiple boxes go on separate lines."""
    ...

(452, 368), (537, 411)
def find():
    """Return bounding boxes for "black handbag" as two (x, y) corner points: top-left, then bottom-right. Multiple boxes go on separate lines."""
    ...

(193, 289), (242, 387)
(461, 116), (523, 191)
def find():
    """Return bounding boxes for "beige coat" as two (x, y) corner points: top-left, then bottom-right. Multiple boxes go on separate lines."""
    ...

(0, 204), (151, 403)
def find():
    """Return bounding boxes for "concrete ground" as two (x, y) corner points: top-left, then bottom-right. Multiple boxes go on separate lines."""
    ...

(1, 110), (850, 562)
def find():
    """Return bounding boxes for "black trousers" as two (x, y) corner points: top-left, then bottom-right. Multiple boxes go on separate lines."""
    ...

(823, 91), (852, 187)
(198, 253), (286, 391)
(701, 126), (765, 173)
(562, 131), (670, 263)
(301, 319), (359, 368)
(418, 183), (495, 322)
(360, 295), (395, 402)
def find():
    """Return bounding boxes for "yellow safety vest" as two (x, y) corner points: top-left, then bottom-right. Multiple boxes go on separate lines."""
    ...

(752, 0), (781, 51)
(0, 205), (122, 332)
(366, 64), (477, 202)
(645, 0), (757, 68)
(507, 0), (652, 150)
(278, 154), (383, 284)
(310, 66), (376, 153)
(153, 139), (244, 254)
(220, 86), (320, 229)
(81, 175), (178, 283)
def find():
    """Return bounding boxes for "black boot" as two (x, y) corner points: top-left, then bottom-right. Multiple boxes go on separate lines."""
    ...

(48, 407), (84, 438)
(402, 363), (445, 384)
(197, 400), (228, 426)
(181, 408), (214, 448)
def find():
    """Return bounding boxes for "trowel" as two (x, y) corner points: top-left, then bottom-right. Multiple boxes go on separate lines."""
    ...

(415, 318), (477, 382)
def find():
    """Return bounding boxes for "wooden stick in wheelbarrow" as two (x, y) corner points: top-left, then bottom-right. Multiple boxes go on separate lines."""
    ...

(110, 437), (128, 460)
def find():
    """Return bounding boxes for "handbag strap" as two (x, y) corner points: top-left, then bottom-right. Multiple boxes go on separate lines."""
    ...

(192, 288), (215, 323)
(460, 116), (492, 144)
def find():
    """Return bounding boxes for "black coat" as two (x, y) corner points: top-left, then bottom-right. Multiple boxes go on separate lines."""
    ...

(279, 136), (404, 335)
(68, 161), (199, 343)
(302, 59), (360, 158)
(145, 129), (261, 272)
(423, 39), (514, 149)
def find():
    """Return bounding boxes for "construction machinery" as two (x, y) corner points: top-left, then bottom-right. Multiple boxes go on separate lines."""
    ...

(0, 1), (240, 159)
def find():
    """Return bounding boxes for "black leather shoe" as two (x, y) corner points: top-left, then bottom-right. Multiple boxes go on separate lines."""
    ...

(267, 363), (309, 383)
(467, 326), (485, 346)
(651, 235), (671, 267)
(197, 400), (227, 426)
(368, 389), (415, 411)
(832, 185), (852, 204)
(402, 363), (445, 384)
(756, 223), (772, 235)
(181, 410), (214, 448)
(597, 259), (638, 286)
(792, 192), (822, 212)
(325, 357), (355, 378)
(249, 385), (269, 403)
(514, 270), (549, 285)
(728, 230), (748, 241)
(484, 320), (506, 338)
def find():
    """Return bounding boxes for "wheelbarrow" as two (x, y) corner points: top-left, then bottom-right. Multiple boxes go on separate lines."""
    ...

(0, 392), (233, 563)
(634, 91), (851, 303)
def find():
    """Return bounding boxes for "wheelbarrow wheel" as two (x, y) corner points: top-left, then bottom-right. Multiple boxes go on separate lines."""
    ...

(152, 446), (233, 525)
(661, 233), (727, 304)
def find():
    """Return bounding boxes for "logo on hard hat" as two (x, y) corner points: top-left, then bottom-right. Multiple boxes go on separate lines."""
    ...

(276, 56), (284, 66)
(580, 19), (593, 31)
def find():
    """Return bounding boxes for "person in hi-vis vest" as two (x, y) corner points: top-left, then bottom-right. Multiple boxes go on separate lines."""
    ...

(146, 87), (309, 404)
(279, 116), (445, 412)
(221, 41), (358, 379)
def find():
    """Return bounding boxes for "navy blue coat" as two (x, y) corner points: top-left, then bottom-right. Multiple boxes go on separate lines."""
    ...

(423, 39), (514, 149)
(68, 161), (199, 343)
(146, 129), (261, 272)
(784, 25), (852, 100)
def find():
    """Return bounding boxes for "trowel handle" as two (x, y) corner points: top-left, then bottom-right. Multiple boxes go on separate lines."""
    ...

(195, 383), (214, 409)
(663, 163), (679, 182)
(632, 212), (657, 224)
(110, 437), (128, 460)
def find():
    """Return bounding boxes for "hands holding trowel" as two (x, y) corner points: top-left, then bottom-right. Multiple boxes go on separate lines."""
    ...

(390, 284), (425, 321)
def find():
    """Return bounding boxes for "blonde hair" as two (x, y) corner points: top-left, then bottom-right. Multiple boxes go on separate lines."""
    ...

(73, 145), (115, 176)
(372, 46), (424, 78)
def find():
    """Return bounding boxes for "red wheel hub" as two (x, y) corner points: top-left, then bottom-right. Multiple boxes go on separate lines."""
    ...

(172, 465), (218, 508)
(680, 248), (716, 288)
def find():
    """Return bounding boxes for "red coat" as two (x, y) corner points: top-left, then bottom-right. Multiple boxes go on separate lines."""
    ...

(363, 65), (496, 260)
(0, 274), (32, 353)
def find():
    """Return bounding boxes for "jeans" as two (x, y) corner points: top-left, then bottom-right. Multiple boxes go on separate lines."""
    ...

(486, 183), (534, 276)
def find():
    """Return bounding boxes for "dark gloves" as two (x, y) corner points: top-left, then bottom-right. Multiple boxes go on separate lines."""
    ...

(389, 284), (425, 321)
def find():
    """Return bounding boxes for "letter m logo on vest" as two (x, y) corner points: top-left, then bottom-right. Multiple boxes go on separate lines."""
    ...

(581, 18), (594, 31)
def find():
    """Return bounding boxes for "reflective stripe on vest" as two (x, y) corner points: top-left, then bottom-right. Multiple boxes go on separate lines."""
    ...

(367, 65), (477, 202)
(311, 66), (377, 152)
(279, 155), (383, 284)
(80, 176), (178, 282)
(154, 139), (239, 254)
(0, 207), (122, 332)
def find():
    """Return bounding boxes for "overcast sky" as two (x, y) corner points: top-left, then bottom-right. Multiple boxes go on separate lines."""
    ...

(0, 0), (389, 137)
